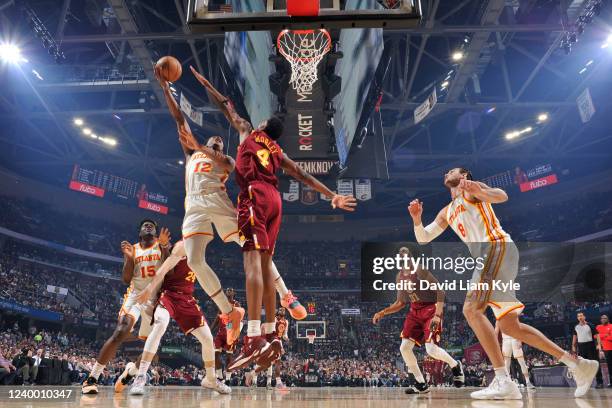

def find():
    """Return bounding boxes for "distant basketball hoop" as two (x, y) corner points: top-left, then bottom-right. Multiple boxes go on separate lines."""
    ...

(306, 329), (317, 345)
(277, 28), (332, 95)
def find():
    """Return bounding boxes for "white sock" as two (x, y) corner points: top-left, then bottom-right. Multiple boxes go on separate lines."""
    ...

(560, 352), (577, 369)
(90, 362), (104, 380)
(205, 367), (216, 382)
(216, 369), (222, 379)
(138, 360), (151, 377)
(400, 339), (425, 383)
(271, 262), (289, 298)
(263, 322), (275, 335)
(425, 342), (458, 368)
(494, 367), (509, 380)
(267, 366), (273, 377)
(504, 357), (512, 374)
(247, 320), (261, 337)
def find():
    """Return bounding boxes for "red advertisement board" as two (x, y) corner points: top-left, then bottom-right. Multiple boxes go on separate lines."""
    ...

(69, 180), (105, 198)
(519, 174), (558, 193)
(138, 200), (169, 215)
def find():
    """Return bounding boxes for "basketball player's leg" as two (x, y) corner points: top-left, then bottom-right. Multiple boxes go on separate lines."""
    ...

(129, 306), (170, 395)
(511, 339), (533, 387)
(502, 336), (513, 375)
(191, 325), (231, 393)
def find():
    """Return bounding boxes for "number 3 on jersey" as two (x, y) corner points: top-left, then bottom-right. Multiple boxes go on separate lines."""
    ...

(256, 149), (270, 168)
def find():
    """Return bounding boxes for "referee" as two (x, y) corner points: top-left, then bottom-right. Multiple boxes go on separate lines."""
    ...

(572, 312), (603, 388)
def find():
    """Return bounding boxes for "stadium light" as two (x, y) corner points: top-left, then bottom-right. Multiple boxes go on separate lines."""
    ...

(90, 133), (98, 139)
(441, 81), (449, 89)
(451, 51), (464, 61)
(178, 160), (184, 165)
(73, 118), (84, 126)
(0, 43), (26, 64)
(99, 137), (117, 147)
(505, 126), (532, 140)
(537, 113), (549, 123)
(82, 128), (92, 135)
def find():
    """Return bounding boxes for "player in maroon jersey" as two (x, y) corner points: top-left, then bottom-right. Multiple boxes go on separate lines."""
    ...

(211, 288), (241, 383)
(129, 241), (230, 395)
(190, 66), (356, 370)
(372, 247), (464, 394)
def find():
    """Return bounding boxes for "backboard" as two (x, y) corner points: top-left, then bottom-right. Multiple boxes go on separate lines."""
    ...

(187, 0), (422, 33)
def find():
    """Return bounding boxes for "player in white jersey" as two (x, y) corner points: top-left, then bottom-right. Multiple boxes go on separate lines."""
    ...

(154, 68), (307, 343)
(82, 220), (170, 394)
(407, 167), (599, 400)
(495, 322), (535, 389)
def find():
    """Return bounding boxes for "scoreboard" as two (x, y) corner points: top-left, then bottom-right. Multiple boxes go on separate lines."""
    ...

(69, 165), (169, 214)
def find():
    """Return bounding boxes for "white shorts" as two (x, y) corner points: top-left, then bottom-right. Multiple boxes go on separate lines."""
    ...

(502, 334), (524, 358)
(468, 241), (524, 320)
(182, 192), (241, 244)
(118, 290), (154, 340)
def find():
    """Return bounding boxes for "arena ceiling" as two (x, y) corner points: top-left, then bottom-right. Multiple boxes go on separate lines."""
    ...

(0, 0), (611, 214)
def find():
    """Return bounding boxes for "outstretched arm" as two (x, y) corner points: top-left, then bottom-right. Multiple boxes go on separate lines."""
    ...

(280, 154), (357, 212)
(190, 66), (252, 139)
(408, 200), (449, 244)
(136, 241), (186, 304)
(459, 180), (508, 204)
(154, 65), (193, 157)
(178, 127), (235, 173)
(372, 299), (406, 324)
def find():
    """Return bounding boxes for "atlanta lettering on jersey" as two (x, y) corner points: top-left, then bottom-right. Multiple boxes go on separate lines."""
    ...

(191, 152), (209, 161)
(135, 254), (161, 263)
(447, 203), (467, 226)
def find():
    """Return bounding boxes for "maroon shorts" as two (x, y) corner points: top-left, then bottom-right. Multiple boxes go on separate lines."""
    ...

(158, 290), (206, 334)
(401, 303), (441, 345)
(237, 181), (282, 254)
(213, 325), (236, 352)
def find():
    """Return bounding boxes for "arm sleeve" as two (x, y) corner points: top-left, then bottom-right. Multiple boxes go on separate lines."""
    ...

(414, 221), (444, 244)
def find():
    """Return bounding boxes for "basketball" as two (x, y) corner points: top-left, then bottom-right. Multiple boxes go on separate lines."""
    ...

(155, 56), (182, 82)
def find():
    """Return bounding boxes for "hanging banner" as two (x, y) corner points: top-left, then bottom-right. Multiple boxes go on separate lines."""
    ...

(355, 179), (372, 201)
(46, 285), (68, 296)
(414, 88), (437, 124)
(300, 184), (319, 205)
(180, 93), (204, 126)
(337, 179), (354, 196)
(283, 180), (300, 202)
(576, 88), (595, 123)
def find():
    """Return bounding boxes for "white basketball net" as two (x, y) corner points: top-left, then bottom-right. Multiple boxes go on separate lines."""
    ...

(277, 29), (332, 95)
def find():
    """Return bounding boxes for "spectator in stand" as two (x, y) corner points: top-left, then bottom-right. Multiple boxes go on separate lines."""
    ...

(596, 315), (612, 387)
(572, 312), (604, 388)
(513, 167), (529, 186)
(0, 350), (17, 385)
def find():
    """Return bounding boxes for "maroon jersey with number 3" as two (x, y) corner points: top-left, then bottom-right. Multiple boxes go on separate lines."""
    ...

(235, 130), (283, 190)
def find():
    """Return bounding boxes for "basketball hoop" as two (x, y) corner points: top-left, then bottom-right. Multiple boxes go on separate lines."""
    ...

(277, 29), (332, 95)
(306, 333), (316, 345)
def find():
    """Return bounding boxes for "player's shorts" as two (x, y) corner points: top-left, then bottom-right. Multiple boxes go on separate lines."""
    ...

(467, 240), (525, 320)
(118, 289), (153, 340)
(400, 303), (440, 345)
(502, 334), (524, 358)
(237, 181), (282, 254)
(214, 325), (232, 351)
(182, 191), (241, 244)
(158, 290), (206, 334)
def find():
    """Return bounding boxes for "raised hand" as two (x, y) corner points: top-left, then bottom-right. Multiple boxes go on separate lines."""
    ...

(158, 227), (171, 247)
(120, 241), (134, 259)
(153, 63), (169, 90)
(331, 195), (357, 212)
(190, 65), (211, 88)
(458, 179), (482, 195)
(407, 199), (423, 220)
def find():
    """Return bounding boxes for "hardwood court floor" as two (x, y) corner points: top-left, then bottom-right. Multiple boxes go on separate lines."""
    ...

(2, 386), (611, 408)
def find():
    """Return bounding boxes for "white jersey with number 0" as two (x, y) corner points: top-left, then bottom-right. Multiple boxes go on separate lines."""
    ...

(185, 151), (229, 196)
(131, 241), (163, 293)
(445, 192), (512, 256)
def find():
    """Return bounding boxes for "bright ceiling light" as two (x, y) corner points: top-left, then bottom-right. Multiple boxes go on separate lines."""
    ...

(90, 133), (98, 139)
(0, 43), (25, 64)
(537, 113), (549, 122)
(451, 51), (464, 61)
(73, 118), (84, 126)
(178, 160), (184, 165)
(441, 81), (449, 88)
(82, 128), (92, 135)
